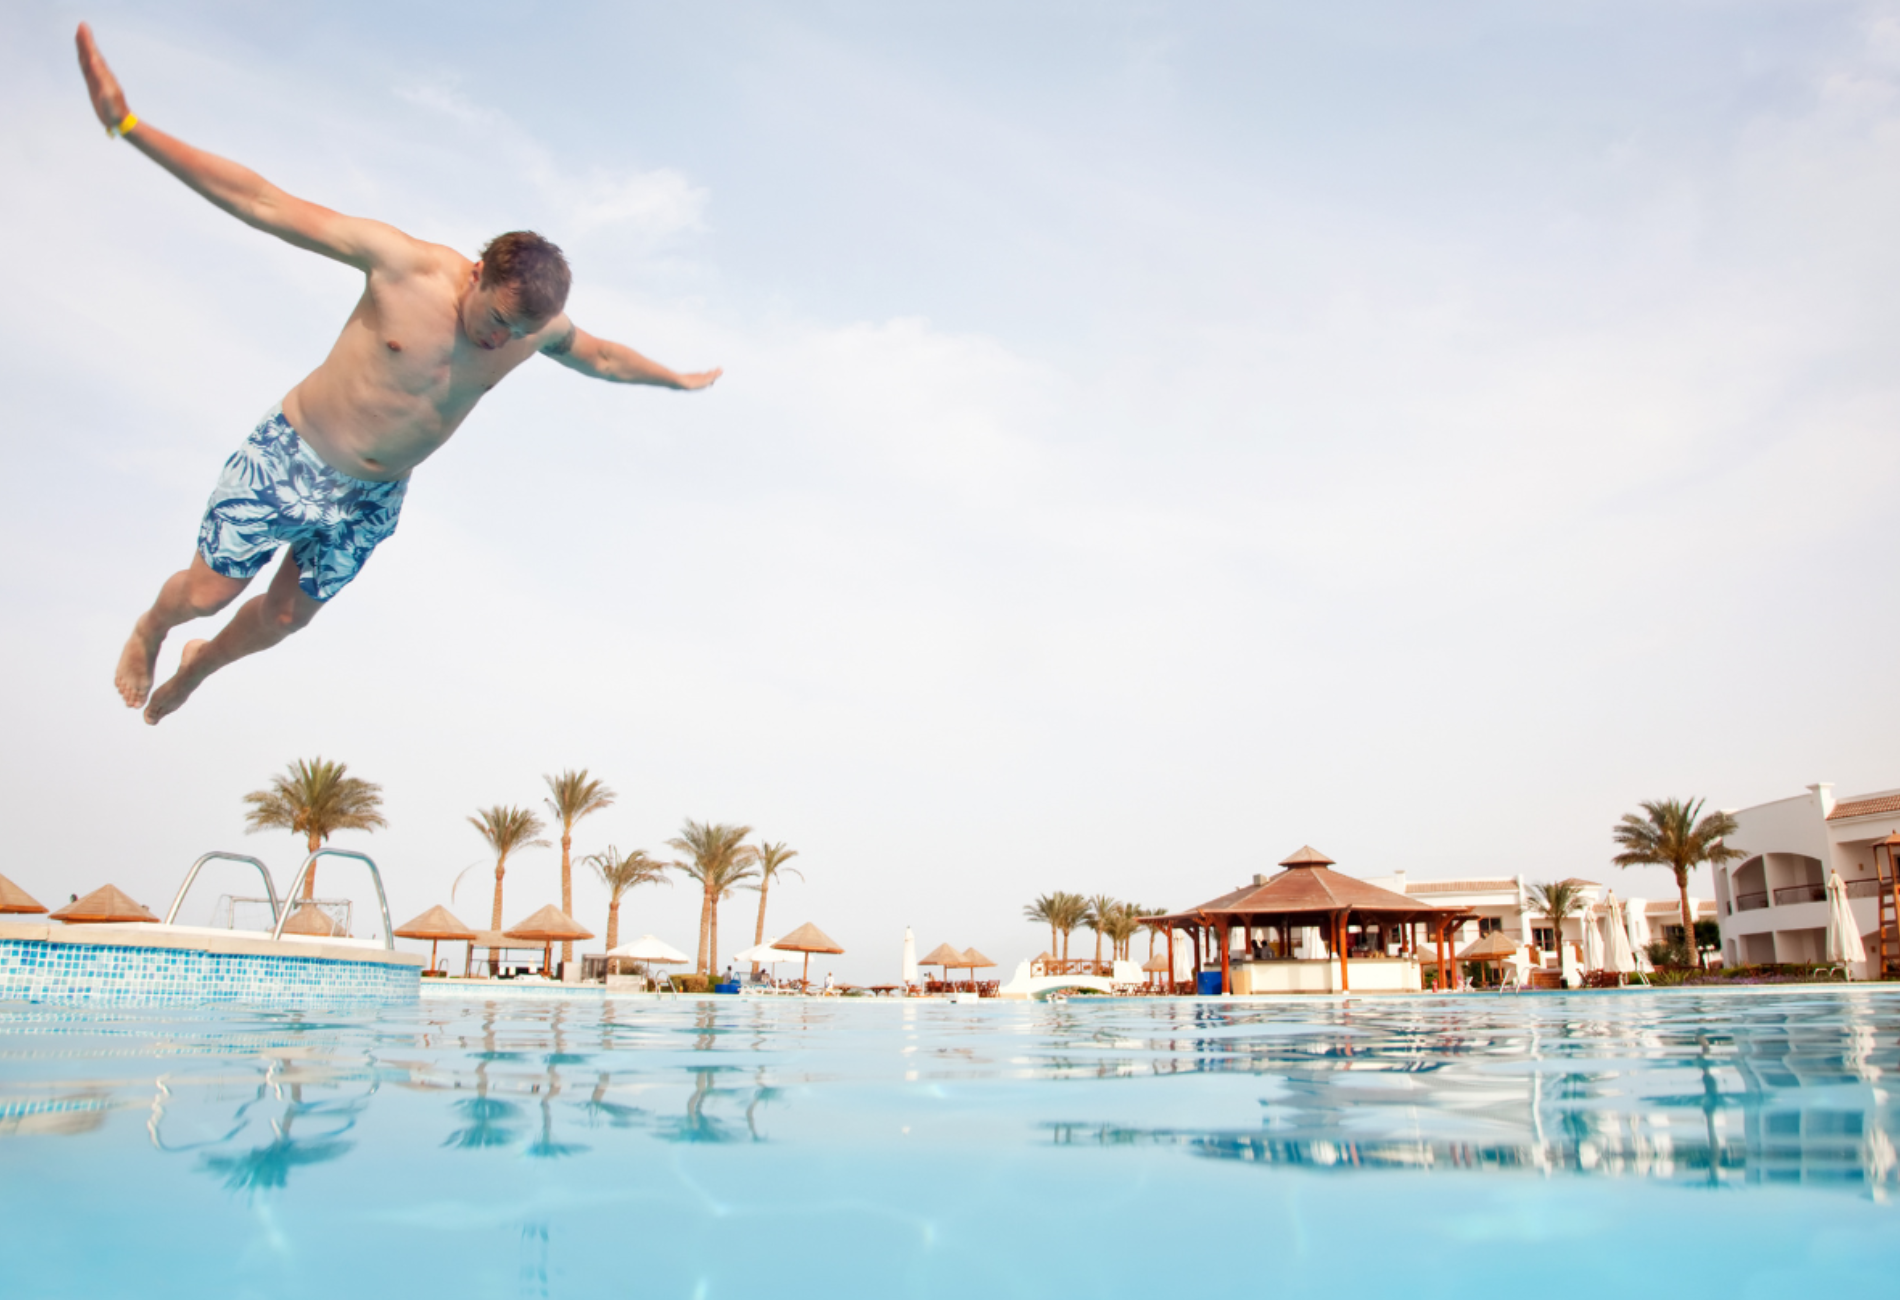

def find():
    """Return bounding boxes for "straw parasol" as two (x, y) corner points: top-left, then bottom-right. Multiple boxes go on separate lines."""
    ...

(50, 885), (157, 925)
(919, 941), (964, 983)
(961, 947), (996, 991)
(504, 905), (594, 976)
(0, 873), (47, 916)
(1458, 929), (1519, 987)
(769, 921), (845, 990)
(281, 903), (340, 937)
(395, 904), (476, 973)
(1142, 952), (1171, 986)
(469, 930), (548, 976)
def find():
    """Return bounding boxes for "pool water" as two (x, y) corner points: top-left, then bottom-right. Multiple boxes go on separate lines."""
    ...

(2, 988), (1897, 1298)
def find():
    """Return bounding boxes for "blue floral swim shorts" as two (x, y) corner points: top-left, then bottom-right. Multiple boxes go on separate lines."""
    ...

(196, 406), (408, 602)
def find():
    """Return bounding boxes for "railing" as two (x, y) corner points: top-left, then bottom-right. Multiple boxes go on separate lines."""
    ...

(1846, 878), (1885, 899)
(164, 853), (279, 927)
(1733, 891), (1770, 912)
(1031, 958), (1113, 976)
(271, 849), (394, 949)
(1772, 883), (1827, 905)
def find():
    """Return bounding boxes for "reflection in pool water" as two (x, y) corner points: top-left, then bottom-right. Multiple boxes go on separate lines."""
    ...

(2, 990), (1898, 1296)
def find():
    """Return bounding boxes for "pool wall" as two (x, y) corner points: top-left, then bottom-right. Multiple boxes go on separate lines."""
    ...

(0, 921), (421, 1005)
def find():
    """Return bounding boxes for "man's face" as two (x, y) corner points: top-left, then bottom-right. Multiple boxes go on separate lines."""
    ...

(460, 270), (543, 350)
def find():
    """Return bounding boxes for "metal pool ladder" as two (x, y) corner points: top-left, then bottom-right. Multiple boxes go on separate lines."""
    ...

(271, 848), (395, 950)
(164, 852), (282, 927)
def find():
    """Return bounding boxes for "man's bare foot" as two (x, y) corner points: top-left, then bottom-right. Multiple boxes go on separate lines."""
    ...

(144, 640), (211, 726)
(114, 615), (164, 709)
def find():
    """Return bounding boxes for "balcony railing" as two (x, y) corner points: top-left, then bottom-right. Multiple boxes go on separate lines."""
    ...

(1772, 883), (1827, 905)
(1846, 878), (1885, 899)
(1733, 891), (1770, 912)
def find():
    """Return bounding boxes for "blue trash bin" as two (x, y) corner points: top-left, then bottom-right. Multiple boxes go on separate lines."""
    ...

(714, 981), (740, 994)
(1196, 970), (1224, 996)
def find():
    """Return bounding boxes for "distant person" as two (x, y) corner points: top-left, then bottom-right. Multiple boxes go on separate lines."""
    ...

(76, 25), (721, 724)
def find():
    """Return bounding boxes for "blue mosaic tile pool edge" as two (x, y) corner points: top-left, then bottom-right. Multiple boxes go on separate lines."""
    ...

(0, 936), (418, 1005)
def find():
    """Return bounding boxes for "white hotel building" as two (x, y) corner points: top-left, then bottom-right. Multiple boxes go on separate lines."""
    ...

(1713, 783), (1895, 976)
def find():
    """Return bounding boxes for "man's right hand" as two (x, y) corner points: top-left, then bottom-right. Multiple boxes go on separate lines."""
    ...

(76, 23), (130, 132)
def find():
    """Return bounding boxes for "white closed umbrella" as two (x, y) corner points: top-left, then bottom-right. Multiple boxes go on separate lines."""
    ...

(1826, 870), (1867, 977)
(1625, 897), (1653, 971)
(902, 926), (919, 986)
(607, 934), (690, 964)
(1603, 892), (1636, 975)
(1582, 908), (1603, 972)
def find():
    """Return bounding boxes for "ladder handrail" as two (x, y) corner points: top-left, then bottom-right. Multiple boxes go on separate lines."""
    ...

(272, 849), (395, 950)
(164, 853), (280, 927)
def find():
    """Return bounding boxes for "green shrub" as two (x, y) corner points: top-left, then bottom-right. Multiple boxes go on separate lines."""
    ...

(669, 973), (710, 994)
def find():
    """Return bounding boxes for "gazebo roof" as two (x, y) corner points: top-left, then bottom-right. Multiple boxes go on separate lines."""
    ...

(0, 873), (47, 915)
(394, 904), (476, 941)
(503, 905), (594, 942)
(1156, 848), (1469, 923)
(772, 921), (844, 954)
(50, 885), (157, 925)
(918, 941), (964, 966)
(961, 947), (996, 969)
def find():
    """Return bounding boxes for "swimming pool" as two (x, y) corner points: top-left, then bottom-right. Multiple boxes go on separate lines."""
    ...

(2, 988), (1896, 1297)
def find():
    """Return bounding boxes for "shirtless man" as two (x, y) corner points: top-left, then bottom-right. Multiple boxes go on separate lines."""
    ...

(77, 24), (721, 725)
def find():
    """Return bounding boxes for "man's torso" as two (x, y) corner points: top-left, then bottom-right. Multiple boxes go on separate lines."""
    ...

(281, 245), (543, 482)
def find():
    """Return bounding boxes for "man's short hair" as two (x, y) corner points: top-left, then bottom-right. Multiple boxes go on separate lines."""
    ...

(479, 231), (571, 322)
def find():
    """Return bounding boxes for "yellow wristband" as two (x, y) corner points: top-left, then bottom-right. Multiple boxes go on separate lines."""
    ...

(109, 112), (138, 138)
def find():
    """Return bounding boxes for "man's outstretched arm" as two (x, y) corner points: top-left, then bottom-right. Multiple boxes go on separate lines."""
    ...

(541, 320), (722, 390)
(75, 23), (413, 271)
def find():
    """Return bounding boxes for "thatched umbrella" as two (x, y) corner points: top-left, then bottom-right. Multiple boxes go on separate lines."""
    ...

(0, 873), (47, 916)
(504, 905), (594, 976)
(961, 947), (996, 992)
(395, 904), (476, 973)
(1142, 952), (1171, 989)
(1458, 929), (1519, 987)
(50, 884), (156, 924)
(281, 904), (340, 937)
(918, 941), (964, 985)
(770, 921), (845, 990)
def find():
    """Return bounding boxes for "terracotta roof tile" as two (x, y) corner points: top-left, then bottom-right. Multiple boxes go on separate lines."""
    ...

(1828, 793), (1900, 820)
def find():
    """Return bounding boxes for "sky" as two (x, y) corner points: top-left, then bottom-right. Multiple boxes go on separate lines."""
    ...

(3, 0), (1899, 982)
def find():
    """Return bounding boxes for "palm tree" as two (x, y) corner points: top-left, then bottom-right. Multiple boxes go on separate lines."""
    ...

(1050, 892), (1090, 963)
(745, 842), (803, 978)
(242, 757), (387, 899)
(584, 846), (668, 953)
(1103, 906), (1143, 962)
(667, 821), (757, 975)
(544, 770), (616, 966)
(1612, 797), (1741, 969)
(1130, 905), (1169, 961)
(1023, 893), (1060, 956)
(1528, 880), (1586, 965)
(469, 805), (548, 933)
(1086, 894), (1121, 971)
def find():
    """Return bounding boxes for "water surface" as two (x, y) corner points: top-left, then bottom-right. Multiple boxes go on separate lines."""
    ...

(2, 988), (1896, 1297)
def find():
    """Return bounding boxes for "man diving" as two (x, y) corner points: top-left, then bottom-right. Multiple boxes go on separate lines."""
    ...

(77, 23), (722, 725)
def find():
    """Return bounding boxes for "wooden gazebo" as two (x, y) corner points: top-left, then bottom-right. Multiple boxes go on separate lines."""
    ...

(1147, 846), (1473, 995)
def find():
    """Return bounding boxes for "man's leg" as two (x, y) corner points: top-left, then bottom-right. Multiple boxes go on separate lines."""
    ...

(143, 550), (323, 725)
(114, 553), (251, 709)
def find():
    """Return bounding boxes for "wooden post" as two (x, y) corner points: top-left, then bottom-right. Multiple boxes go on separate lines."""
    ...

(1435, 920), (1447, 992)
(1219, 921), (1232, 995)
(1166, 927), (1176, 995)
(1337, 911), (1350, 993)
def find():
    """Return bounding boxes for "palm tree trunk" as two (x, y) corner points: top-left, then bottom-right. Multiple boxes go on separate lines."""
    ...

(560, 825), (574, 967)
(489, 851), (508, 977)
(304, 830), (321, 900)
(1048, 922), (1057, 957)
(606, 896), (621, 953)
(696, 886), (713, 975)
(1677, 869), (1701, 969)
(712, 896), (721, 981)
(1094, 929), (1103, 973)
(752, 877), (771, 979)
